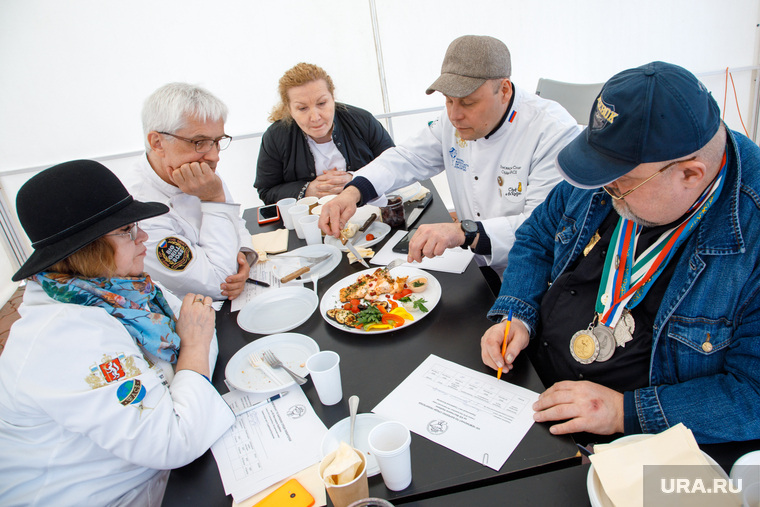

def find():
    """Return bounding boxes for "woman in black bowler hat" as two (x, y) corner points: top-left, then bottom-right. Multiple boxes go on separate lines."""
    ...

(0, 160), (234, 506)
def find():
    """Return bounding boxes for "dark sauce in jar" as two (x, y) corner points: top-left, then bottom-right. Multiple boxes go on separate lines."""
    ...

(380, 194), (405, 228)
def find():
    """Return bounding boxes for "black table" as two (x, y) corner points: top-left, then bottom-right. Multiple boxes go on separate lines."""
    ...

(163, 185), (580, 506)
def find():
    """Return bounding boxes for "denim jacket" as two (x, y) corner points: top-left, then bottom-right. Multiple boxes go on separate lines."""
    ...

(488, 129), (760, 443)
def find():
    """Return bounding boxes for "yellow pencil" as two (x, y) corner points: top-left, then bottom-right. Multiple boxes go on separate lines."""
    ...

(497, 309), (513, 380)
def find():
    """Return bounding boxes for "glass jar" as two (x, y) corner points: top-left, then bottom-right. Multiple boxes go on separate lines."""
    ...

(348, 498), (395, 507)
(380, 194), (405, 229)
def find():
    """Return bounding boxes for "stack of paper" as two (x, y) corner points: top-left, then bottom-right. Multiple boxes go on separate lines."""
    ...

(371, 230), (474, 274)
(211, 386), (327, 503)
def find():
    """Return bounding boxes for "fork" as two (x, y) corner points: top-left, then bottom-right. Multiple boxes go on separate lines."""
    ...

(262, 350), (307, 385)
(384, 258), (406, 273)
(248, 353), (284, 386)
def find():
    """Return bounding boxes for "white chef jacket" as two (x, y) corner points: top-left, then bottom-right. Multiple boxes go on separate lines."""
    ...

(355, 84), (580, 278)
(123, 155), (252, 300)
(0, 282), (235, 506)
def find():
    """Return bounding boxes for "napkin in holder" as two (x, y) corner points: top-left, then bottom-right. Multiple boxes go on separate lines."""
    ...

(589, 423), (738, 507)
(322, 442), (362, 485)
(319, 442), (368, 507)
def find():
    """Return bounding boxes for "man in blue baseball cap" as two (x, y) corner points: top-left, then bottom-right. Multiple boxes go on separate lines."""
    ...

(481, 61), (760, 444)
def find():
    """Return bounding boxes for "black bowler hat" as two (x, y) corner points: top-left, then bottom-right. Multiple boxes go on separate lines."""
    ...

(12, 160), (169, 281)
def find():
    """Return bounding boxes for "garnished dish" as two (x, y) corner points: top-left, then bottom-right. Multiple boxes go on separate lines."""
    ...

(320, 267), (441, 334)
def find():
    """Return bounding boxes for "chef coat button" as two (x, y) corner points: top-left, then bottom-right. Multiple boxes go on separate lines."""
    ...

(474, 176), (479, 180)
(476, 212), (481, 217)
(702, 341), (713, 352)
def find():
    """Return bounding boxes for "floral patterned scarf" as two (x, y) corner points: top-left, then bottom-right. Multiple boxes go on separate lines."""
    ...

(33, 272), (181, 363)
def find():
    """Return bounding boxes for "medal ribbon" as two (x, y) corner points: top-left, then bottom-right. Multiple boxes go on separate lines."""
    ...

(596, 152), (727, 328)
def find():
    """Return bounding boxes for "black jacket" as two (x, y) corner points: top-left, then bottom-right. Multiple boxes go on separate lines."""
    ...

(254, 103), (395, 204)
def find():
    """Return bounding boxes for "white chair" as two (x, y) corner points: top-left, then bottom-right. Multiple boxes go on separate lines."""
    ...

(535, 78), (605, 126)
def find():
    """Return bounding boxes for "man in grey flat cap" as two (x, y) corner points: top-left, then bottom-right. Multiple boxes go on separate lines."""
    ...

(319, 35), (579, 292)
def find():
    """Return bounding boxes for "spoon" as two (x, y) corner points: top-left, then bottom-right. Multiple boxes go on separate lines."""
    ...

(348, 395), (360, 448)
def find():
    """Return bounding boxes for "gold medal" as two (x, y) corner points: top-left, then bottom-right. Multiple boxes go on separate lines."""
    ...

(593, 325), (615, 362)
(570, 330), (600, 364)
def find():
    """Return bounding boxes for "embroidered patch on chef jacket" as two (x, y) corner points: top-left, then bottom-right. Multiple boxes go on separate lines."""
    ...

(498, 164), (525, 202)
(117, 379), (146, 406)
(85, 353), (142, 389)
(156, 237), (192, 271)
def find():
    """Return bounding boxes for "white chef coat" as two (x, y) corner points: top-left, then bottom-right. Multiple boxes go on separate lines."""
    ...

(0, 281), (235, 507)
(355, 84), (581, 277)
(122, 155), (252, 300)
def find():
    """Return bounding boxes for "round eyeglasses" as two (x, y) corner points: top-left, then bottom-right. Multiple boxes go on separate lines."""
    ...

(603, 156), (697, 200)
(158, 132), (232, 153)
(107, 223), (139, 241)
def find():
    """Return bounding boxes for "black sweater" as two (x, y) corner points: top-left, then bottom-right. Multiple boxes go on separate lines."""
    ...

(254, 103), (395, 204)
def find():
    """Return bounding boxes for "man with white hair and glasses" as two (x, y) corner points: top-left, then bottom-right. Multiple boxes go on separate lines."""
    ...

(123, 83), (253, 300)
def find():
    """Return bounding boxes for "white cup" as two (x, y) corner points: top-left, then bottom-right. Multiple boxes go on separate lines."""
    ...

(299, 215), (322, 245)
(367, 421), (412, 491)
(289, 204), (309, 239)
(277, 198), (297, 230)
(306, 351), (342, 405)
(297, 196), (319, 214)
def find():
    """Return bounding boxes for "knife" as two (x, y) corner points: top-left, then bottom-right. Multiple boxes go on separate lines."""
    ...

(405, 193), (433, 229)
(280, 253), (332, 283)
(351, 213), (378, 245)
(341, 234), (370, 268)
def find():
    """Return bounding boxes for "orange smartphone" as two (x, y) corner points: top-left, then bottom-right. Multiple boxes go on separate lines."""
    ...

(255, 479), (315, 507)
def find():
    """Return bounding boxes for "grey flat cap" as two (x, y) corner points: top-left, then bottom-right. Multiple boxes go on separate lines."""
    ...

(426, 35), (511, 98)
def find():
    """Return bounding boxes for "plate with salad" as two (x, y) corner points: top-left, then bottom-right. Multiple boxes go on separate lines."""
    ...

(319, 266), (441, 334)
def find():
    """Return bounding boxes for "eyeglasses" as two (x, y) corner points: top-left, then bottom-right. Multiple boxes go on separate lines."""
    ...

(158, 132), (232, 153)
(107, 223), (139, 241)
(603, 156), (697, 200)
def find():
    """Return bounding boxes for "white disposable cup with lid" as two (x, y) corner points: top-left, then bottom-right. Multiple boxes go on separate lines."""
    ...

(367, 421), (412, 491)
(277, 198), (297, 230)
(299, 215), (322, 245)
(306, 351), (342, 405)
(289, 204), (309, 239)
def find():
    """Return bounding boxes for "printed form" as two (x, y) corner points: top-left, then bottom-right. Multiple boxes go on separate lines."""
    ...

(211, 385), (327, 502)
(373, 354), (539, 471)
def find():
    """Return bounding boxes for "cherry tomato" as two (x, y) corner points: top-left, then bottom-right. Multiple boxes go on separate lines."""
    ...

(366, 234), (375, 241)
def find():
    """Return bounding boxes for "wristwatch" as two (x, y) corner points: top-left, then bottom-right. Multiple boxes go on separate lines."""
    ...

(460, 219), (479, 248)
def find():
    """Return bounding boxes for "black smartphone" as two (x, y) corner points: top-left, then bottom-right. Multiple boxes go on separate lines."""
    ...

(392, 228), (417, 254)
(257, 204), (281, 225)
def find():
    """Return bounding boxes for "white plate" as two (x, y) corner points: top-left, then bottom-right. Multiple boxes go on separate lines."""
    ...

(237, 287), (318, 334)
(587, 434), (726, 507)
(321, 413), (388, 477)
(324, 222), (392, 251)
(392, 182), (422, 202)
(270, 244), (341, 285)
(225, 333), (319, 394)
(320, 266), (441, 334)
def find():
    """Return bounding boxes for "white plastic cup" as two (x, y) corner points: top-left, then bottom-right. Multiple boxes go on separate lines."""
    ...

(289, 204), (309, 239)
(299, 215), (322, 245)
(367, 421), (412, 491)
(306, 351), (342, 405)
(297, 196), (319, 214)
(277, 198), (297, 230)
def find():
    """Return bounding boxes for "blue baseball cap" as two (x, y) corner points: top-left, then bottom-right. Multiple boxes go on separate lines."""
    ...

(557, 61), (721, 189)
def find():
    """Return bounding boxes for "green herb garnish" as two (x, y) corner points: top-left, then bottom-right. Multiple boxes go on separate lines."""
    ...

(399, 296), (429, 313)
(355, 305), (383, 325)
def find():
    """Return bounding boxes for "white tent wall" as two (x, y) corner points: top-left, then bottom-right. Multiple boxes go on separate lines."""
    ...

(0, 0), (759, 303)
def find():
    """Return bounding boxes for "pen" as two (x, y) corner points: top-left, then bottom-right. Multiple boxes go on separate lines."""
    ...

(497, 309), (513, 380)
(246, 278), (270, 287)
(237, 391), (289, 416)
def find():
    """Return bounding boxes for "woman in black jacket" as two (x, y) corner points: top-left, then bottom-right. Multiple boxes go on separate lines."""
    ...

(255, 63), (394, 204)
